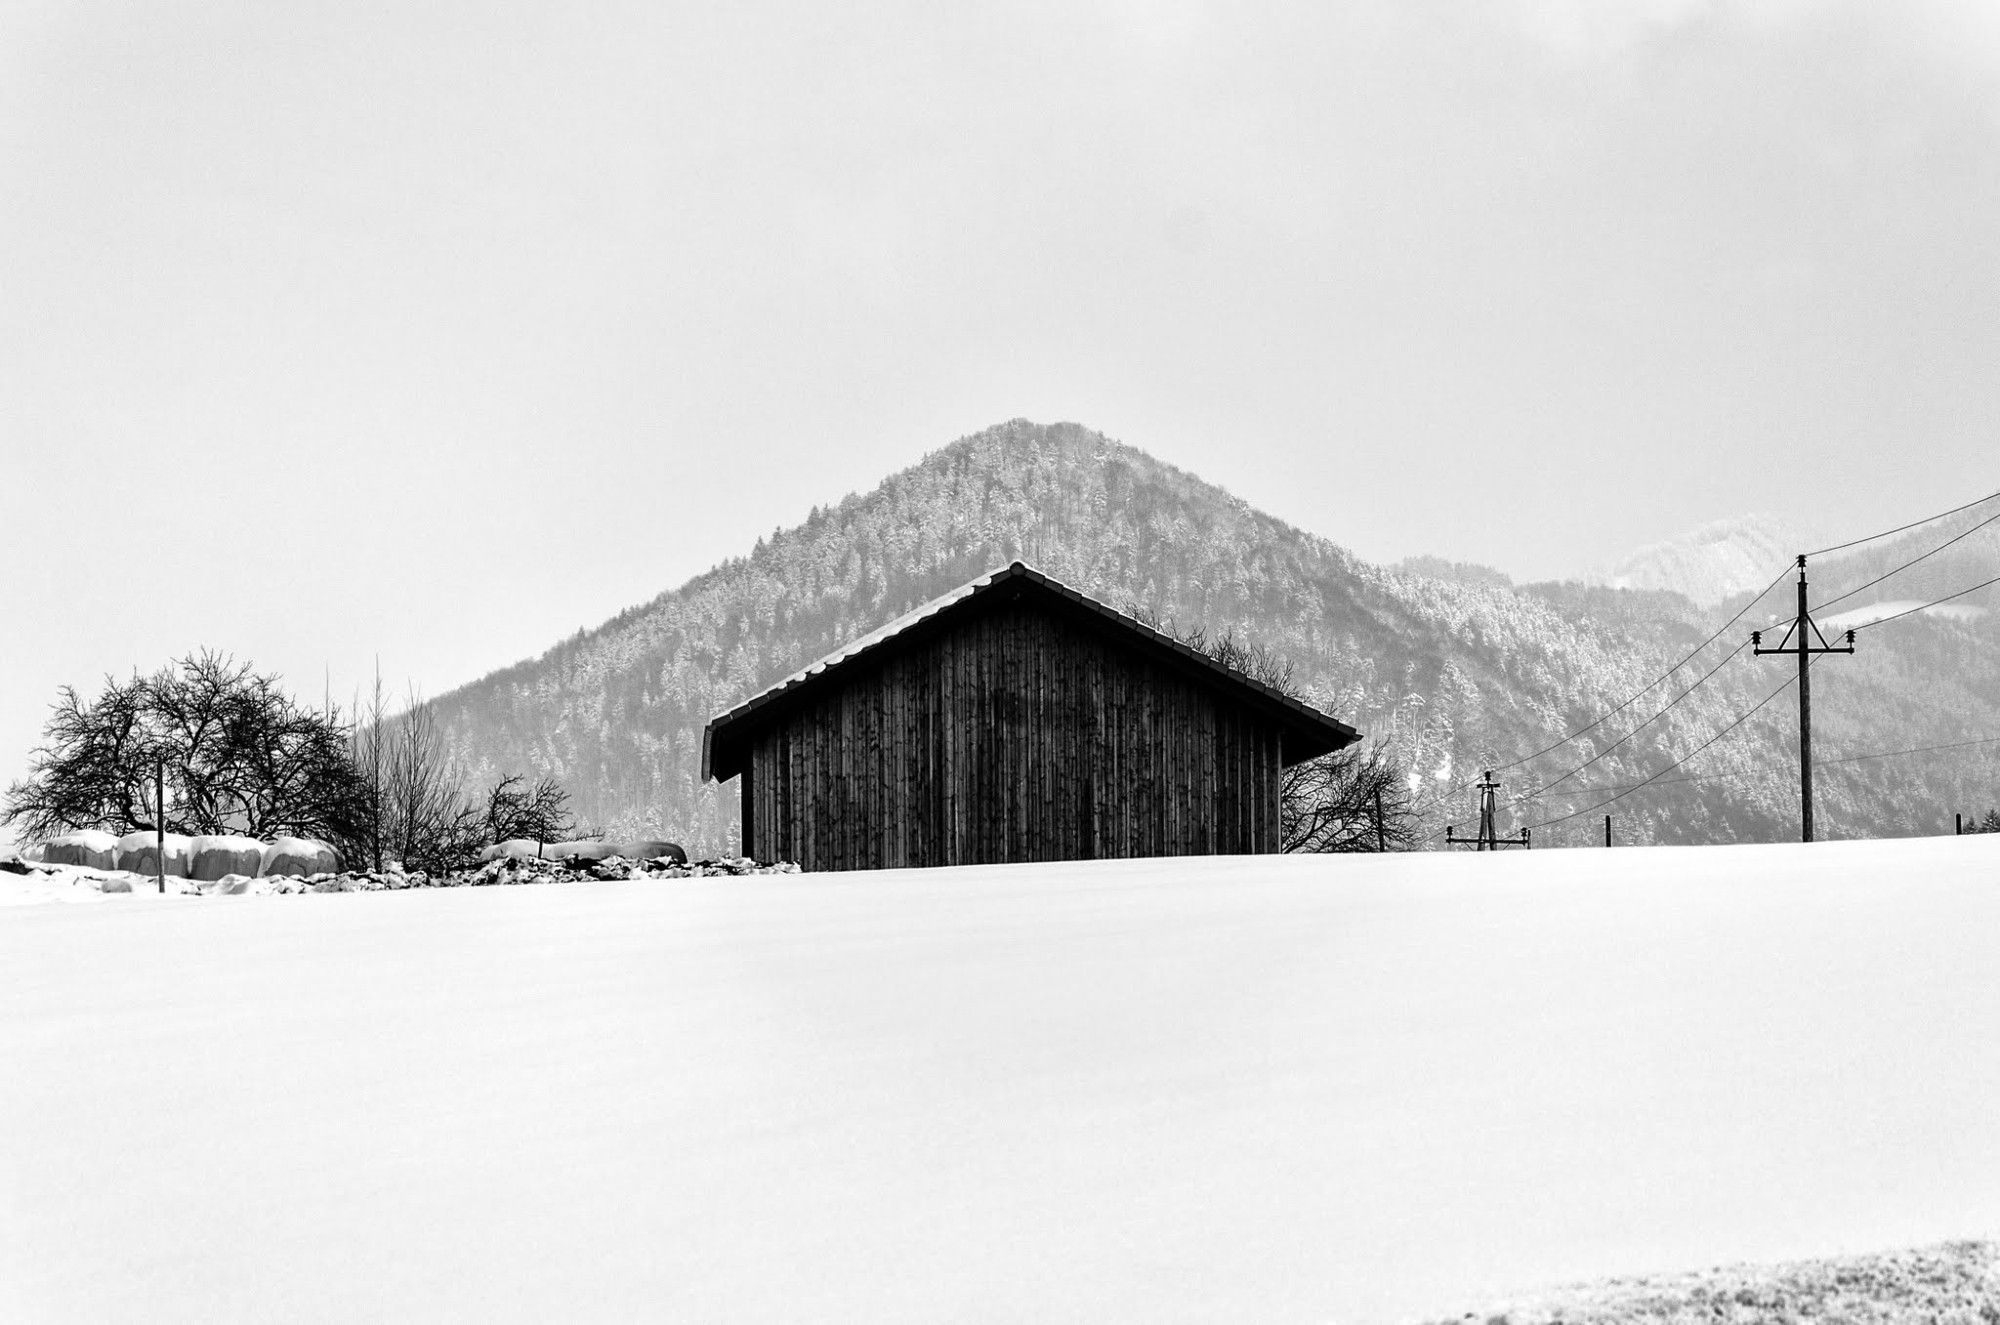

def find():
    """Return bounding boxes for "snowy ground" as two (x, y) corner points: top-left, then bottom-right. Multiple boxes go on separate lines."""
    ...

(0, 863), (263, 904)
(4, 837), (1999, 1322)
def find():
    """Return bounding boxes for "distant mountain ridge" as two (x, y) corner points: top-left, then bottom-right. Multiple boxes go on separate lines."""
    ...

(1586, 515), (1806, 606)
(426, 421), (2000, 852)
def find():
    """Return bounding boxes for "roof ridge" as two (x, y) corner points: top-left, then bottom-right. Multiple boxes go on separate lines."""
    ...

(702, 563), (1358, 781)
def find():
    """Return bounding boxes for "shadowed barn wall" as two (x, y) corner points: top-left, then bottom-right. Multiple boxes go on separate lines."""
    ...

(734, 593), (1294, 871)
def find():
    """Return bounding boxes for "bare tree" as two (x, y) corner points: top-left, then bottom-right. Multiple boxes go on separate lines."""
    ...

(484, 774), (577, 847)
(379, 688), (483, 874)
(349, 670), (584, 873)
(3, 651), (368, 848)
(1281, 737), (1418, 853)
(349, 661), (391, 870)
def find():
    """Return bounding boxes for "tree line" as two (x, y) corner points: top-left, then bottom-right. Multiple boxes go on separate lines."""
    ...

(3, 651), (581, 874)
(4, 630), (1421, 869)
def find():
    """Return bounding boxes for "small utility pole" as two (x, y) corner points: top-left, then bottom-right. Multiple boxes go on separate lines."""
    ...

(1372, 786), (1387, 852)
(1447, 770), (1531, 850)
(1753, 555), (1854, 843)
(1605, 814), (1613, 847)
(154, 760), (166, 894)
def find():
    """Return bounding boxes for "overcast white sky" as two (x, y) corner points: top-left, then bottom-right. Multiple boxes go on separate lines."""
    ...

(5, 0), (1999, 794)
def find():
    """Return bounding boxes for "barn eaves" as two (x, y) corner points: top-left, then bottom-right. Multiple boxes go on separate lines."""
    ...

(702, 561), (1358, 783)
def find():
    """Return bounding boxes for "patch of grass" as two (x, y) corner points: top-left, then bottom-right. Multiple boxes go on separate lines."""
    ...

(1425, 1241), (2000, 1324)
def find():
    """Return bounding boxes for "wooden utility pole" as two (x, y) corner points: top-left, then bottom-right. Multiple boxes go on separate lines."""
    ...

(1372, 786), (1387, 852)
(1604, 814), (1612, 847)
(1752, 556), (1856, 844)
(1446, 770), (1531, 850)
(154, 760), (166, 894)
(1752, 555), (1855, 843)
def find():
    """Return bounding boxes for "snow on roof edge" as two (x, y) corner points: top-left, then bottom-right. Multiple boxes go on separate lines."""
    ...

(702, 562), (1359, 781)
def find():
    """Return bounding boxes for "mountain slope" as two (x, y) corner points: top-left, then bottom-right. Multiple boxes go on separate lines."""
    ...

(427, 421), (2000, 852)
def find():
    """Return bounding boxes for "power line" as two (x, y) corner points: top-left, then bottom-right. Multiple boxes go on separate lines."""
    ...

(1409, 479), (2000, 835)
(1512, 637), (1753, 804)
(1531, 733), (2000, 800)
(1519, 660), (1810, 832)
(1501, 561), (2000, 834)
(1806, 484), (2000, 558)
(1851, 573), (2000, 632)
(1500, 564), (1790, 773)
(1815, 504), (2000, 615)
(1413, 562), (1794, 822)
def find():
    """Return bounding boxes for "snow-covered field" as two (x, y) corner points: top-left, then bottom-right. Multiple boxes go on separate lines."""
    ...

(4, 837), (1999, 1322)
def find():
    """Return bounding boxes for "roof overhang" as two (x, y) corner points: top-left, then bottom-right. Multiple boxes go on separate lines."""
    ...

(703, 562), (1361, 781)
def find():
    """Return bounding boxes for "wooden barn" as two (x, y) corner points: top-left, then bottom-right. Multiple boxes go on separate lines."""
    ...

(701, 562), (1361, 871)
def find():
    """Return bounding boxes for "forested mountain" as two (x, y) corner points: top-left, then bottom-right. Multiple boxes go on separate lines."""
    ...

(427, 420), (2000, 853)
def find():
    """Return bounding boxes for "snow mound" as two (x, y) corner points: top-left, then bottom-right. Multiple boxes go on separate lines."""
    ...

(188, 834), (264, 881)
(39, 830), (120, 869)
(259, 837), (338, 878)
(480, 839), (547, 861)
(541, 839), (617, 862)
(618, 838), (687, 864)
(115, 831), (193, 877)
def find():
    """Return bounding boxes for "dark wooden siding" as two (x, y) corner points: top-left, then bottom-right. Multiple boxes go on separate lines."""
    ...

(739, 595), (1285, 871)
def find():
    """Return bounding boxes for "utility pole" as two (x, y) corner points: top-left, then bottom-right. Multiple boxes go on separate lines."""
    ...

(1605, 814), (1612, 847)
(154, 760), (166, 894)
(1753, 555), (1854, 843)
(1447, 770), (1531, 850)
(1372, 786), (1387, 852)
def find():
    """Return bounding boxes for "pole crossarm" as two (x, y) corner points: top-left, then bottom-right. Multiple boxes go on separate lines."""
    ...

(1752, 620), (1855, 658)
(1444, 827), (1531, 848)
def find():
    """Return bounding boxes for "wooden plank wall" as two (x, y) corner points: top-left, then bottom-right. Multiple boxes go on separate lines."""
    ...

(742, 595), (1287, 871)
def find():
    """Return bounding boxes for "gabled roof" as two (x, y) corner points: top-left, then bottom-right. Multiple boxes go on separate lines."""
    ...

(702, 562), (1360, 780)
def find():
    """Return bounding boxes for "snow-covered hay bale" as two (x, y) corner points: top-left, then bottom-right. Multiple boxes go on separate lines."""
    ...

(189, 835), (265, 882)
(479, 839), (546, 862)
(115, 831), (193, 878)
(39, 831), (120, 870)
(544, 840), (616, 863)
(260, 837), (338, 878)
(619, 839), (687, 865)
